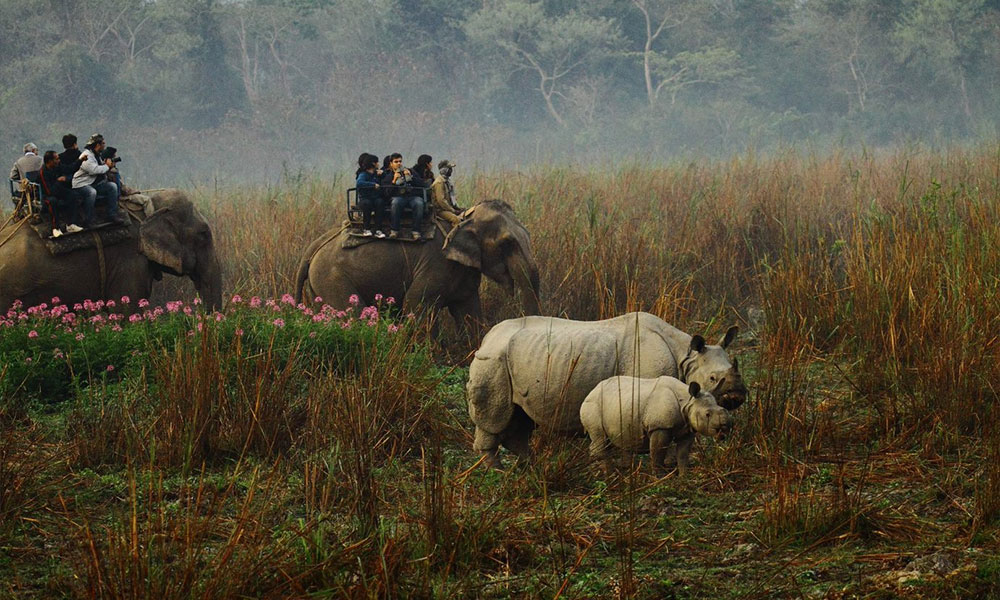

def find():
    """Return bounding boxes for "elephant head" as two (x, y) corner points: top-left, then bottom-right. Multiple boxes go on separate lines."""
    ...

(680, 326), (747, 410)
(444, 200), (541, 315)
(138, 190), (222, 311)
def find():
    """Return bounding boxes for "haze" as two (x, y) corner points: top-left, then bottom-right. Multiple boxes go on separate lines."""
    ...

(2, 0), (997, 186)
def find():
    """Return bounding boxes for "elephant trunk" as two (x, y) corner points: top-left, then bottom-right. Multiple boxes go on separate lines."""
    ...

(507, 251), (541, 316)
(194, 249), (223, 311)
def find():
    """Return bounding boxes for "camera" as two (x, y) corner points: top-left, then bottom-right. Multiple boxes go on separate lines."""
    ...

(101, 146), (122, 164)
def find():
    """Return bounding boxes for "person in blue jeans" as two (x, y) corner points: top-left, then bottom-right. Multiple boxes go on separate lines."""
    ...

(379, 153), (426, 240)
(71, 134), (125, 228)
(355, 153), (385, 238)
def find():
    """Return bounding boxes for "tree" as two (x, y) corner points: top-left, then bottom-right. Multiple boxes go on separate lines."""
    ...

(629, 0), (744, 106)
(463, 1), (622, 126)
(894, 0), (995, 120)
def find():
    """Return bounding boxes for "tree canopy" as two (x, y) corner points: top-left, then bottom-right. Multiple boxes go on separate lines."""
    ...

(1, 0), (997, 183)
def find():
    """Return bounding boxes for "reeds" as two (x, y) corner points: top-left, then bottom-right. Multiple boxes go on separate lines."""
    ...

(5, 147), (1000, 596)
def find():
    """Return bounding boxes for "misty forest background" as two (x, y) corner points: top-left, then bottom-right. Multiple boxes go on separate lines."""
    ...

(2, 0), (999, 186)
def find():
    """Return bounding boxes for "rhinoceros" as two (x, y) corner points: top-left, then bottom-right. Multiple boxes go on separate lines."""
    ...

(580, 377), (733, 475)
(466, 312), (747, 467)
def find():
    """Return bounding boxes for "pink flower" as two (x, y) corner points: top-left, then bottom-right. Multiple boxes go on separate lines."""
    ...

(348, 294), (360, 306)
(235, 328), (244, 336)
(24, 357), (32, 364)
(129, 314), (142, 323)
(106, 365), (115, 372)
(166, 301), (182, 313)
(386, 297), (396, 305)
(120, 296), (130, 304)
(51, 296), (61, 304)
(75, 333), (85, 341)
(388, 324), (400, 333)
(53, 349), (64, 359)
(193, 297), (202, 305)
(183, 306), (193, 315)
(250, 296), (262, 308)
(312, 314), (325, 323)
(196, 322), (203, 332)
(214, 313), (224, 322)
(281, 294), (295, 305)
(313, 296), (323, 303)
(231, 295), (243, 304)
(375, 293), (383, 302)
(138, 299), (150, 308)
(27, 330), (38, 338)
(308, 331), (317, 338)
(273, 318), (285, 328)
(111, 325), (122, 332)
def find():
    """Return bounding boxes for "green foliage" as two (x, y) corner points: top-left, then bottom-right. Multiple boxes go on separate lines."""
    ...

(0, 295), (414, 403)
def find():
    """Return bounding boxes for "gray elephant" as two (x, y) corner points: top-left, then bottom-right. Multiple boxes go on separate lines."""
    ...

(580, 377), (733, 475)
(0, 189), (222, 313)
(294, 200), (541, 333)
(466, 312), (746, 467)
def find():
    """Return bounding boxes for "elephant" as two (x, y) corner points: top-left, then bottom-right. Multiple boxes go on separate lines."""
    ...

(0, 189), (222, 313)
(466, 312), (747, 467)
(294, 200), (541, 334)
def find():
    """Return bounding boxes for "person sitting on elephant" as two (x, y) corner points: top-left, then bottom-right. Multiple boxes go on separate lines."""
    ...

(380, 153), (426, 240)
(59, 134), (82, 172)
(429, 159), (462, 226)
(72, 134), (127, 228)
(412, 154), (434, 182)
(38, 151), (84, 236)
(356, 153), (386, 238)
(9, 142), (42, 182)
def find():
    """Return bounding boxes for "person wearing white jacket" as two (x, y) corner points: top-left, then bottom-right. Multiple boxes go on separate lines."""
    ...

(72, 134), (125, 227)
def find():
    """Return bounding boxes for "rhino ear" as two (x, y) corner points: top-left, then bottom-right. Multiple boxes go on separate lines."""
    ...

(731, 357), (739, 371)
(721, 325), (738, 349)
(690, 335), (706, 353)
(688, 381), (701, 398)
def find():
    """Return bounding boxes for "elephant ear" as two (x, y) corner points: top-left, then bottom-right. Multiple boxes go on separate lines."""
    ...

(443, 223), (481, 270)
(139, 207), (186, 274)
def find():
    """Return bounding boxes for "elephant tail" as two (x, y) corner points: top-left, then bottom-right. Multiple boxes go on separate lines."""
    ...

(294, 225), (348, 304)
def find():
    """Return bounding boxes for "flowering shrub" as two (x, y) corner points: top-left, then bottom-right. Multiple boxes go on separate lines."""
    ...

(0, 295), (414, 402)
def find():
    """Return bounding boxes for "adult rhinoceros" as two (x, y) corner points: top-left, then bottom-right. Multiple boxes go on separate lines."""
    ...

(466, 312), (747, 467)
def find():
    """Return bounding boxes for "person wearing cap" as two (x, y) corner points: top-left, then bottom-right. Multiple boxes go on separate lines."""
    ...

(429, 159), (462, 225)
(9, 143), (43, 181)
(72, 134), (126, 227)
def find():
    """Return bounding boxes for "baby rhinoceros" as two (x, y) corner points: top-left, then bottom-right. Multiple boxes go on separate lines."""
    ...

(580, 376), (733, 476)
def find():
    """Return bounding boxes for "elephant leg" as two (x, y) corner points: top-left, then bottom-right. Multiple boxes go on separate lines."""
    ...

(473, 427), (503, 469)
(499, 404), (535, 462)
(448, 294), (482, 345)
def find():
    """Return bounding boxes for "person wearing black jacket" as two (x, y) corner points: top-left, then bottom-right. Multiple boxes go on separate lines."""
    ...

(59, 134), (82, 172)
(412, 154), (434, 182)
(39, 151), (83, 235)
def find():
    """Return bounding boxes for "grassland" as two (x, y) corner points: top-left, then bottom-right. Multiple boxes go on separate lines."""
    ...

(3, 147), (1000, 598)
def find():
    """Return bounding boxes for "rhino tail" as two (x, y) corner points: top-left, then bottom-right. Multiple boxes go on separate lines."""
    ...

(467, 350), (515, 435)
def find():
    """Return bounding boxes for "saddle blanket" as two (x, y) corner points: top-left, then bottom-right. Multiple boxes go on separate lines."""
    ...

(29, 218), (132, 256)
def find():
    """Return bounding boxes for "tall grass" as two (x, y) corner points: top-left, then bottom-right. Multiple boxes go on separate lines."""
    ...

(5, 148), (1000, 597)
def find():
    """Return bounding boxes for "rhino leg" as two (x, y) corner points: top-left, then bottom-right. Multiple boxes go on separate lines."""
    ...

(675, 433), (695, 476)
(588, 433), (614, 474)
(500, 404), (535, 461)
(650, 429), (673, 475)
(474, 428), (503, 469)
